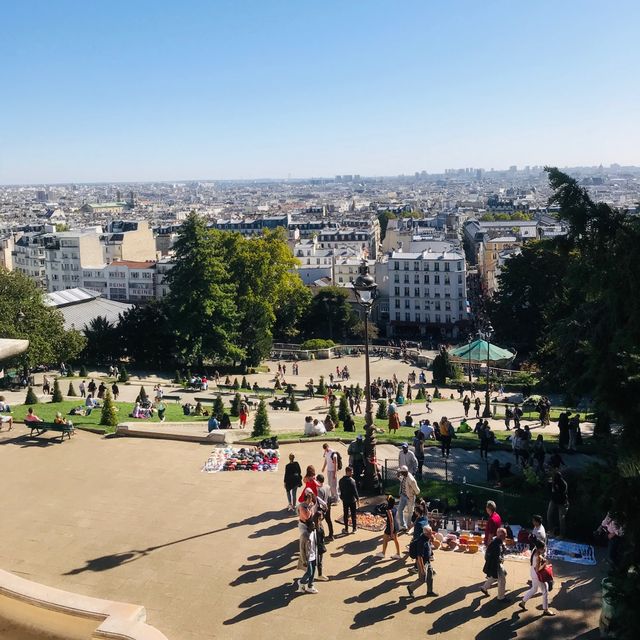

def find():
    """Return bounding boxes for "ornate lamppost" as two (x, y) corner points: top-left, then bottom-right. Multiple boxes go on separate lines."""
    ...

(352, 259), (379, 490)
(482, 322), (494, 418)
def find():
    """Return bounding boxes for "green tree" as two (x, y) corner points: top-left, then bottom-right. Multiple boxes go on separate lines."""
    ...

(165, 213), (242, 366)
(232, 377), (240, 390)
(328, 396), (338, 424)
(213, 395), (225, 419)
(338, 394), (350, 423)
(136, 386), (148, 403)
(302, 287), (359, 341)
(100, 389), (119, 428)
(251, 399), (270, 437)
(240, 376), (249, 389)
(377, 210), (397, 241)
(230, 392), (242, 417)
(117, 300), (178, 368)
(288, 394), (299, 411)
(0, 268), (85, 368)
(317, 375), (327, 396)
(79, 365), (89, 377)
(67, 382), (77, 397)
(83, 316), (120, 365)
(25, 386), (38, 404)
(432, 348), (455, 385)
(118, 366), (130, 383)
(376, 399), (387, 420)
(51, 378), (63, 403)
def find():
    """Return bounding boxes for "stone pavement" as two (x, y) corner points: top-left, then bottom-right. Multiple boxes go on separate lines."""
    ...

(0, 427), (602, 640)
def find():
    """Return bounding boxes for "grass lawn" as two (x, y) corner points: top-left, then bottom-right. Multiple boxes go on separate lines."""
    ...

(12, 400), (211, 432)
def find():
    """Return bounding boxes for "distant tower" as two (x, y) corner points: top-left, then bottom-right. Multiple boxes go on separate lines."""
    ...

(128, 190), (136, 207)
(116, 189), (122, 201)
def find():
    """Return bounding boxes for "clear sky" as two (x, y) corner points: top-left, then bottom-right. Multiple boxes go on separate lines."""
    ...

(1, 0), (639, 184)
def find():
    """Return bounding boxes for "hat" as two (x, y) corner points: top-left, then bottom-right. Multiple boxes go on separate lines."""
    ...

(401, 442), (409, 448)
(399, 465), (408, 472)
(356, 435), (363, 440)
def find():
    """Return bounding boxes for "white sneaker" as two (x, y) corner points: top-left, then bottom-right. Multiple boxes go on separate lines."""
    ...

(391, 554), (402, 559)
(375, 552), (385, 558)
(304, 585), (318, 594)
(296, 580), (305, 593)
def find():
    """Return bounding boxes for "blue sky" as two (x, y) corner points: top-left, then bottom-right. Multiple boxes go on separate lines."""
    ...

(1, 0), (639, 183)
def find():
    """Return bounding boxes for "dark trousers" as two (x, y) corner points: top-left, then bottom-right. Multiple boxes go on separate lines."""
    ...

(480, 441), (489, 458)
(416, 457), (424, 479)
(441, 437), (451, 457)
(343, 501), (357, 531)
(409, 562), (434, 593)
(324, 505), (334, 537)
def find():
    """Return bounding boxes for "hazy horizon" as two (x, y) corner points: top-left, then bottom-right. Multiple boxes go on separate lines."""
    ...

(2, 0), (639, 185)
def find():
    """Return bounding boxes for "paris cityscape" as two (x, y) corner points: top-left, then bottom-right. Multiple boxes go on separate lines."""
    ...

(1, 2), (638, 640)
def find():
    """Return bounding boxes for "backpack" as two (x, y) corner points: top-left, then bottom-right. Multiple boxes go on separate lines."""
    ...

(408, 538), (419, 559)
(334, 451), (343, 471)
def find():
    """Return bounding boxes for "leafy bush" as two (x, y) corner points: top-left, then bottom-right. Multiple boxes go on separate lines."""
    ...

(51, 379), (63, 403)
(416, 387), (426, 400)
(241, 376), (249, 389)
(232, 378), (240, 391)
(338, 395), (350, 423)
(213, 395), (225, 419)
(376, 398), (387, 420)
(301, 339), (336, 351)
(25, 386), (38, 405)
(67, 382), (77, 397)
(100, 389), (119, 427)
(230, 392), (242, 417)
(432, 348), (456, 385)
(118, 366), (130, 383)
(252, 400), (270, 437)
(328, 396), (338, 424)
(79, 365), (89, 377)
(317, 375), (327, 396)
(288, 394), (300, 411)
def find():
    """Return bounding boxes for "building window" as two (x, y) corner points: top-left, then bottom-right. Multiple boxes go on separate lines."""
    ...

(435, 314), (441, 323)
(404, 274), (409, 283)
(405, 299), (410, 309)
(394, 261), (399, 270)
(395, 300), (400, 308)
(444, 275), (450, 285)
(394, 286), (400, 296)
(445, 301), (451, 311)
(415, 312), (421, 322)
(394, 274), (399, 283)
(414, 261), (420, 271)
(424, 274), (429, 284)
(458, 274), (463, 284)
(414, 287), (420, 298)
(434, 275), (440, 285)
(414, 274), (420, 284)
(446, 314), (452, 323)
(424, 262), (429, 271)
(404, 262), (409, 270)
(405, 312), (411, 322)
(395, 312), (400, 321)
(424, 288), (429, 297)
(458, 261), (462, 270)
(444, 262), (450, 271)
(458, 300), (463, 310)
(404, 287), (410, 296)
(434, 263), (440, 271)
(435, 301), (441, 310)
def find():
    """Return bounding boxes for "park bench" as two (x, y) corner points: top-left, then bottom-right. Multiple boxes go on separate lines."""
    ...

(25, 421), (75, 442)
(163, 394), (181, 403)
(269, 397), (290, 411)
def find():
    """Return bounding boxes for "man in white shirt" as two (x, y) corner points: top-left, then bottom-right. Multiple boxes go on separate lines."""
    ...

(420, 420), (435, 440)
(396, 466), (420, 532)
(321, 443), (339, 501)
(399, 443), (418, 476)
(531, 514), (547, 544)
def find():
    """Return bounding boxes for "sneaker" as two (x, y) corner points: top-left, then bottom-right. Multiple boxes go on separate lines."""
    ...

(304, 585), (318, 594)
(296, 580), (305, 593)
(406, 586), (414, 599)
(480, 588), (489, 597)
(518, 601), (526, 611)
(426, 591), (439, 597)
(316, 575), (329, 581)
(408, 566), (419, 574)
(391, 554), (402, 559)
(375, 552), (385, 558)
(542, 609), (556, 617)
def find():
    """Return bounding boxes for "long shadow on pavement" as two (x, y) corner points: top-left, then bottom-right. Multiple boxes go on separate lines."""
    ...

(230, 541), (298, 586)
(223, 581), (296, 626)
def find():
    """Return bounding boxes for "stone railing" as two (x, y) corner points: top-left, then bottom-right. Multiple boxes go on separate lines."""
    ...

(0, 568), (168, 640)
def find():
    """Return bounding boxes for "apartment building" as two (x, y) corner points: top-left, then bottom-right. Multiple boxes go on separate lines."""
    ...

(102, 220), (156, 262)
(12, 232), (47, 287)
(82, 260), (156, 302)
(44, 230), (103, 292)
(477, 236), (521, 296)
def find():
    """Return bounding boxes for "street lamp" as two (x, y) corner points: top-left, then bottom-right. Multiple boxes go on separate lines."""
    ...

(352, 258), (379, 491)
(482, 322), (494, 418)
(467, 334), (473, 383)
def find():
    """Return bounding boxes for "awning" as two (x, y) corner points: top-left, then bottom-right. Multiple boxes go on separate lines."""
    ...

(450, 338), (515, 363)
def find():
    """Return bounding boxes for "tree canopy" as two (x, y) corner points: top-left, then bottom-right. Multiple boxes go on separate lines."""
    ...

(0, 268), (85, 367)
(301, 287), (359, 341)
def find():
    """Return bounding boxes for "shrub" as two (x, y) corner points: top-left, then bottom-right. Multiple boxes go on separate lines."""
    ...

(67, 382), (77, 397)
(328, 396), (338, 424)
(317, 375), (327, 396)
(25, 386), (38, 405)
(137, 386), (148, 404)
(376, 398), (387, 420)
(416, 387), (426, 400)
(241, 376), (249, 389)
(230, 392), (242, 417)
(338, 394), (350, 423)
(301, 338), (336, 351)
(213, 395), (225, 419)
(288, 394), (300, 411)
(432, 348), (456, 385)
(51, 379), (63, 403)
(232, 378), (240, 391)
(118, 366), (130, 383)
(100, 389), (119, 428)
(66, 368), (74, 377)
(79, 365), (89, 377)
(252, 399), (270, 437)
(173, 369), (183, 384)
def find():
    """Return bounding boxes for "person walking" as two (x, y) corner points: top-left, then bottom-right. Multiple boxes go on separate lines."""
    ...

(462, 395), (471, 418)
(406, 525), (438, 598)
(376, 496), (401, 559)
(412, 430), (425, 479)
(79, 380), (86, 398)
(388, 400), (401, 433)
(547, 468), (569, 537)
(396, 466), (420, 532)
(398, 442), (418, 476)
(284, 453), (302, 511)
(484, 500), (503, 546)
(296, 519), (319, 594)
(321, 443), (339, 501)
(314, 511), (329, 581)
(533, 435), (546, 473)
(519, 539), (555, 616)
(504, 405), (513, 430)
(338, 466), (359, 534)
(111, 382), (119, 401)
(474, 397), (482, 418)
(481, 527), (508, 601)
(316, 473), (335, 540)
(439, 417), (454, 458)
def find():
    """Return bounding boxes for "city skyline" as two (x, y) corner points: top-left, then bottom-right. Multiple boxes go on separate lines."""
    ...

(2, 0), (639, 184)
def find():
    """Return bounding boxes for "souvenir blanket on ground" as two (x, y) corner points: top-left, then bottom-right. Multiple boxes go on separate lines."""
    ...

(335, 512), (387, 532)
(546, 538), (596, 565)
(202, 447), (279, 473)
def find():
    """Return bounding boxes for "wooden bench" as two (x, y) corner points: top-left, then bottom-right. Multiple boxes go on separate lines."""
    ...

(25, 421), (75, 442)
(163, 394), (182, 403)
(269, 398), (290, 411)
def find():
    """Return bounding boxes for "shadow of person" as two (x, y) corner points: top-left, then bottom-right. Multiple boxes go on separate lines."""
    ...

(248, 521), (295, 539)
(64, 551), (139, 575)
(231, 541), (298, 586)
(350, 599), (409, 629)
(223, 581), (296, 626)
(344, 576), (404, 604)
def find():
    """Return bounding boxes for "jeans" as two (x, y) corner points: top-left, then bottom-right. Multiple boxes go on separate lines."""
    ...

(409, 562), (434, 594)
(286, 487), (298, 507)
(327, 470), (338, 501)
(300, 559), (316, 587)
(483, 564), (507, 599)
(343, 501), (357, 531)
(547, 501), (568, 536)
(441, 437), (451, 457)
(396, 494), (415, 530)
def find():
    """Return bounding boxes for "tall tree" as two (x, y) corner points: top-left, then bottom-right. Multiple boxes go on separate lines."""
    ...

(83, 316), (120, 364)
(165, 213), (241, 366)
(302, 287), (359, 341)
(0, 268), (84, 367)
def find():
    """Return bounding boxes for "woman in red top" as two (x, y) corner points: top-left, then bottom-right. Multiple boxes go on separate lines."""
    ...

(484, 500), (502, 546)
(298, 465), (319, 502)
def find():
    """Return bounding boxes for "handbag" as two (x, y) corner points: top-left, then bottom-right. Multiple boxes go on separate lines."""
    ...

(536, 562), (554, 583)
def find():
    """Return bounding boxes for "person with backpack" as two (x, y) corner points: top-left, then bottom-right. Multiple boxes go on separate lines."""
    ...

(321, 443), (340, 502)
(406, 525), (438, 598)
